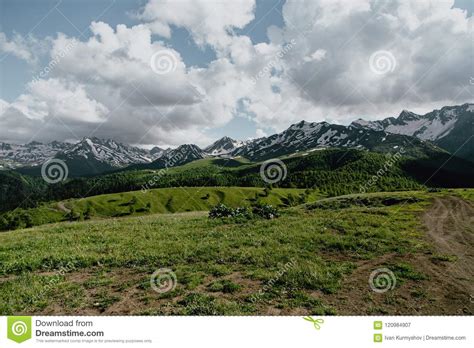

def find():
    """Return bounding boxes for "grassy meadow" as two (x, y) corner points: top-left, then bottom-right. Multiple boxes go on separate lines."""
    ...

(1, 187), (320, 230)
(1, 189), (471, 315)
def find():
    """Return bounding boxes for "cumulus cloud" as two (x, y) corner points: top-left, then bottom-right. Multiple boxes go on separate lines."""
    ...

(266, 0), (473, 124)
(0, 0), (472, 146)
(0, 32), (46, 64)
(139, 0), (255, 50)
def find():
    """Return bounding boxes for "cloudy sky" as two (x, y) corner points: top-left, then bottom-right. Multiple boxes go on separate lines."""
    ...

(0, 0), (473, 148)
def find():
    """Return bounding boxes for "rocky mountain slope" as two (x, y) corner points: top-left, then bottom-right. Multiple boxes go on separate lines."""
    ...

(204, 136), (249, 156)
(0, 141), (74, 169)
(1, 138), (164, 173)
(230, 120), (437, 161)
(3, 103), (472, 176)
(351, 103), (473, 162)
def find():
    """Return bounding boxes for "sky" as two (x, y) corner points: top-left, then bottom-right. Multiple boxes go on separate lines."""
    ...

(0, 0), (473, 148)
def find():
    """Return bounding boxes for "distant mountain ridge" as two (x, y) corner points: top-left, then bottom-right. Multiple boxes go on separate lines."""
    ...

(0, 141), (74, 169)
(204, 136), (250, 156)
(229, 120), (433, 161)
(351, 103), (473, 161)
(3, 137), (164, 176)
(2, 103), (472, 176)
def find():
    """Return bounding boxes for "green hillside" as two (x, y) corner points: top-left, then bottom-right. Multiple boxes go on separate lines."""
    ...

(0, 187), (319, 231)
(3, 148), (474, 215)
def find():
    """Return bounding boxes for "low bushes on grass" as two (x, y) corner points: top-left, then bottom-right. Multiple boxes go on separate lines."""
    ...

(208, 204), (279, 220)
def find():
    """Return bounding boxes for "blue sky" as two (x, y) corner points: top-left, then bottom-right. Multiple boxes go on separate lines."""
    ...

(0, 0), (472, 146)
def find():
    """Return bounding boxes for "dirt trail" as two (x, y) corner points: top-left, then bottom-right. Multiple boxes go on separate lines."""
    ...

(423, 196), (474, 286)
(323, 195), (473, 315)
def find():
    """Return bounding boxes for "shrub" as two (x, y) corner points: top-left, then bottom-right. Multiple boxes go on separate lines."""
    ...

(21, 213), (34, 228)
(252, 204), (280, 219)
(233, 207), (252, 219)
(209, 204), (235, 218)
(209, 203), (280, 220)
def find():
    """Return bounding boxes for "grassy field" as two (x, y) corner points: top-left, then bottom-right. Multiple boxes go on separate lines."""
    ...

(1, 187), (320, 229)
(1, 189), (472, 315)
(69, 187), (319, 217)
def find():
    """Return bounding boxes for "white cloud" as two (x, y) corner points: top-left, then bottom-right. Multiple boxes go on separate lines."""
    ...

(0, 0), (472, 146)
(139, 0), (255, 50)
(0, 32), (45, 64)
(255, 128), (267, 138)
(304, 49), (326, 62)
(245, 0), (473, 129)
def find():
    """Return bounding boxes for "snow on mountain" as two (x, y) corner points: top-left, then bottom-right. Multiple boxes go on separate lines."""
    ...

(204, 136), (248, 156)
(149, 144), (208, 168)
(0, 141), (73, 169)
(230, 120), (418, 161)
(351, 103), (473, 141)
(150, 146), (165, 159)
(61, 137), (154, 167)
(351, 103), (473, 162)
(351, 118), (385, 131)
(0, 138), (164, 171)
(2, 103), (471, 173)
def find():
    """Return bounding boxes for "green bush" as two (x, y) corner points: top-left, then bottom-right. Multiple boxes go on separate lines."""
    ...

(208, 204), (235, 218)
(233, 207), (252, 219)
(208, 204), (279, 220)
(252, 204), (280, 219)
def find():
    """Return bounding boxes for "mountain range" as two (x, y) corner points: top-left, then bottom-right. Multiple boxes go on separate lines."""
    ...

(1, 138), (164, 175)
(1, 103), (472, 176)
(351, 103), (473, 161)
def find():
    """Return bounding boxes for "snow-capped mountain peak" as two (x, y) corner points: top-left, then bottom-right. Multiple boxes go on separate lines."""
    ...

(204, 136), (247, 156)
(351, 103), (473, 162)
(0, 138), (164, 171)
(2, 103), (472, 173)
(353, 103), (472, 142)
(62, 137), (155, 167)
(398, 110), (421, 121)
(0, 141), (74, 169)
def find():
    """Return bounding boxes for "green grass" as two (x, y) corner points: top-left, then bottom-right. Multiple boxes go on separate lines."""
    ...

(1, 187), (321, 230)
(0, 190), (441, 315)
(71, 187), (319, 217)
(453, 188), (474, 202)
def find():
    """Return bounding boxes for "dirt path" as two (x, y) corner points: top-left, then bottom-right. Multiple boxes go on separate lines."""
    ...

(423, 196), (474, 287)
(322, 195), (473, 315)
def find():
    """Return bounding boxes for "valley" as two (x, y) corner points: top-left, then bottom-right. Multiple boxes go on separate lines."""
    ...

(0, 103), (472, 316)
